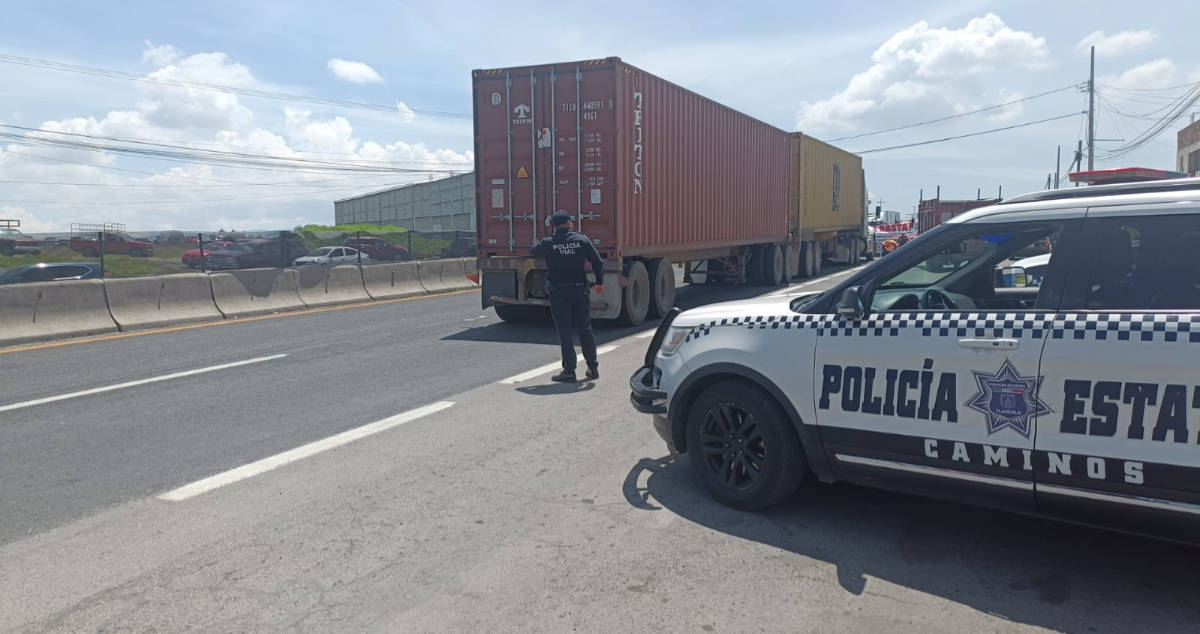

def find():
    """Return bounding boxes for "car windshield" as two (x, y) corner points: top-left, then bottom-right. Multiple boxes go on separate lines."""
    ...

(1, 228), (28, 238)
(309, 247), (335, 256)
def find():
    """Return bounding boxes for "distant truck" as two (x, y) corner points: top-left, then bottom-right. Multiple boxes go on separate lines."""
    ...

(471, 57), (868, 325)
(68, 223), (154, 258)
(0, 219), (43, 256)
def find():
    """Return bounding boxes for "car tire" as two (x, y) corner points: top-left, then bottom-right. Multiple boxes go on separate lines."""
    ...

(686, 380), (806, 510)
(129, 248), (144, 258)
(782, 244), (795, 284)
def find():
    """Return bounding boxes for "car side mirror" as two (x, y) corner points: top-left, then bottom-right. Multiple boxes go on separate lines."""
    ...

(837, 286), (865, 319)
(1000, 266), (1028, 288)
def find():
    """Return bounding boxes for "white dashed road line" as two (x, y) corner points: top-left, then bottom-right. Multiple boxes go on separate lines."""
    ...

(497, 345), (619, 384)
(159, 401), (456, 502)
(0, 354), (289, 415)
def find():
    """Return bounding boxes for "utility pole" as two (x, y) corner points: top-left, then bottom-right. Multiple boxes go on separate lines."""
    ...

(1088, 46), (1096, 171)
(1055, 145), (1061, 189)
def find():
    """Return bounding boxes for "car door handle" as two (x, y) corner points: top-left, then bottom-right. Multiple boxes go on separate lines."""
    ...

(958, 338), (1019, 350)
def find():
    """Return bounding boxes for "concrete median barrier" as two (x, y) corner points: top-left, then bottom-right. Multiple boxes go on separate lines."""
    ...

(294, 265), (372, 308)
(209, 268), (306, 318)
(104, 273), (222, 330)
(417, 258), (476, 293)
(362, 261), (427, 300)
(0, 279), (118, 346)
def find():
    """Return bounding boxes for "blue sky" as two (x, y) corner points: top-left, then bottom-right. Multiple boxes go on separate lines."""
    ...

(1, 0), (1198, 231)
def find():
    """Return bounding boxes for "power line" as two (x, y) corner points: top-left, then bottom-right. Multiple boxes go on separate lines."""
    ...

(0, 126), (472, 176)
(0, 54), (472, 120)
(852, 112), (1085, 154)
(827, 84), (1083, 142)
(0, 176), (401, 188)
(1098, 82), (1200, 160)
(0, 180), (425, 205)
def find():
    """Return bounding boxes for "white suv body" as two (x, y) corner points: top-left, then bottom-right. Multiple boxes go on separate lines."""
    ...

(631, 179), (1200, 542)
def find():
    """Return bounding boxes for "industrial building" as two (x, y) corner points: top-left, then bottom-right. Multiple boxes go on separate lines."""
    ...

(334, 172), (475, 231)
(1179, 119), (1200, 177)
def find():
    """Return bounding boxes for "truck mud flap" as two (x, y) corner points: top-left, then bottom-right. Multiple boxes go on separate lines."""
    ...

(482, 269), (518, 308)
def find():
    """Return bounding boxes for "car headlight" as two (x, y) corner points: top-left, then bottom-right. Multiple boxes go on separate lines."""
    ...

(658, 326), (693, 357)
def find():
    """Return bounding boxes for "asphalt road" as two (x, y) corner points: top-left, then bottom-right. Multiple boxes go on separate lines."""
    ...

(2, 261), (1198, 632)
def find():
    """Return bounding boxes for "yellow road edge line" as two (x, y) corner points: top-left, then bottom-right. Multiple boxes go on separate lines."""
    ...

(0, 288), (478, 356)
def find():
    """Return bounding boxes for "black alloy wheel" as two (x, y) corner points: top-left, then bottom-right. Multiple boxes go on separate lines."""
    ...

(686, 381), (806, 510)
(698, 401), (767, 492)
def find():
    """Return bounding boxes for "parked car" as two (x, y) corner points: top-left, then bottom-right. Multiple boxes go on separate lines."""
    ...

(181, 241), (231, 268)
(442, 237), (475, 258)
(343, 236), (409, 261)
(292, 246), (367, 266)
(631, 176), (1200, 544)
(0, 262), (105, 284)
(205, 238), (308, 270)
(154, 230), (188, 245)
(0, 226), (43, 256)
(69, 232), (155, 257)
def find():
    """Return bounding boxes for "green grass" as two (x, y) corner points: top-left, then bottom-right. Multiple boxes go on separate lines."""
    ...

(0, 247), (180, 278)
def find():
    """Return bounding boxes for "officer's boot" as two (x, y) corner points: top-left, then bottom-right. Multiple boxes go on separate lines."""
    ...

(585, 365), (599, 381)
(551, 369), (577, 383)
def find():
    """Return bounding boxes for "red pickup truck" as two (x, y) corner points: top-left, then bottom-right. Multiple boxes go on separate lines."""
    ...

(70, 232), (155, 257)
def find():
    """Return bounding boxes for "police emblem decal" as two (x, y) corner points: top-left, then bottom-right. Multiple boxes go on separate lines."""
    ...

(965, 359), (1051, 438)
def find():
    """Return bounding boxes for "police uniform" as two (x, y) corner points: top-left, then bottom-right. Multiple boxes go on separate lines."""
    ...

(531, 212), (605, 382)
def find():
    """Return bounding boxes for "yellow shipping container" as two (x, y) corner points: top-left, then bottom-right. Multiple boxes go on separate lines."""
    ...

(789, 133), (865, 239)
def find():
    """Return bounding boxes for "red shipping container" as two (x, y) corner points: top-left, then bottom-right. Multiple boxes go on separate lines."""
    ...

(472, 57), (791, 258)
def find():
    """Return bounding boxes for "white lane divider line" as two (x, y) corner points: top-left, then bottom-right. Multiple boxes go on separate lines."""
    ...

(159, 401), (455, 502)
(635, 330), (657, 339)
(0, 354), (289, 414)
(498, 345), (618, 384)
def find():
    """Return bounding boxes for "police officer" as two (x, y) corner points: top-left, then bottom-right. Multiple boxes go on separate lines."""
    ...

(531, 211), (605, 383)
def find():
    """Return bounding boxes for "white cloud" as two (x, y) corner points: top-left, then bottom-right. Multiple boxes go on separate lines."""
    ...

(326, 59), (384, 84)
(141, 41), (183, 66)
(395, 101), (415, 123)
(1102, 58), (1181, 90)
(0, 206), (57, 233)
(1076, 30), (1157, 57)
(796, 13), (1048, 131)
(0, 47), (471, 232)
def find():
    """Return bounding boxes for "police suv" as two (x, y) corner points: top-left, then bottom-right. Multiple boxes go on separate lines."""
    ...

(631, 178), (1200, 542)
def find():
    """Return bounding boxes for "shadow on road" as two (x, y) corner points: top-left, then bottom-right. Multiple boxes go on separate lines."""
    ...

(622, 455), (1200, 633)
(516, 382), (598, 396)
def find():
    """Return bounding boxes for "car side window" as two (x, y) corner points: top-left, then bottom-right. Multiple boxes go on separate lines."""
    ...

(1080, 215), (1200, 310)
(869, 222), (1063, 312)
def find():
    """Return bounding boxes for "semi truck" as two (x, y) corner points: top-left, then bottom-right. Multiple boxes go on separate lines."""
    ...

(471, 57), (867, 326)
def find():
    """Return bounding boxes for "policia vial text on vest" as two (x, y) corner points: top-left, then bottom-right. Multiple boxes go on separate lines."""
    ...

(530, 211), (605, 383)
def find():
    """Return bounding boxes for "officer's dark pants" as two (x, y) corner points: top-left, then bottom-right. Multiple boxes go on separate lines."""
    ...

(549, 285), (598, 372)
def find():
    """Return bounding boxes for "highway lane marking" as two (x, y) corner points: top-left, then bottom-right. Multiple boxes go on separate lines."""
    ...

(635, 330), (657, 339)
(159, 401), (456, 502)
(0, 354), (288, 414)
(497, 345), (619, 384)
(0, 289), (479, 357)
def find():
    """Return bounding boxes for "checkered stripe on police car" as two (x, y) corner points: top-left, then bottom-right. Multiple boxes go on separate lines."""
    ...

(684, 312), (1200, 343)
(684, 314), (827, 341)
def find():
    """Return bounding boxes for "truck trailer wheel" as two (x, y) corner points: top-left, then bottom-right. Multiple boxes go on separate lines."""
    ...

(617, 260), (650, 326)
(814, 245), (824, 275)
(800, 242), (815, 278)
(761, 244), (784, 286)
(782, 244), (795, 284)
(646, 257), (676, 319)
